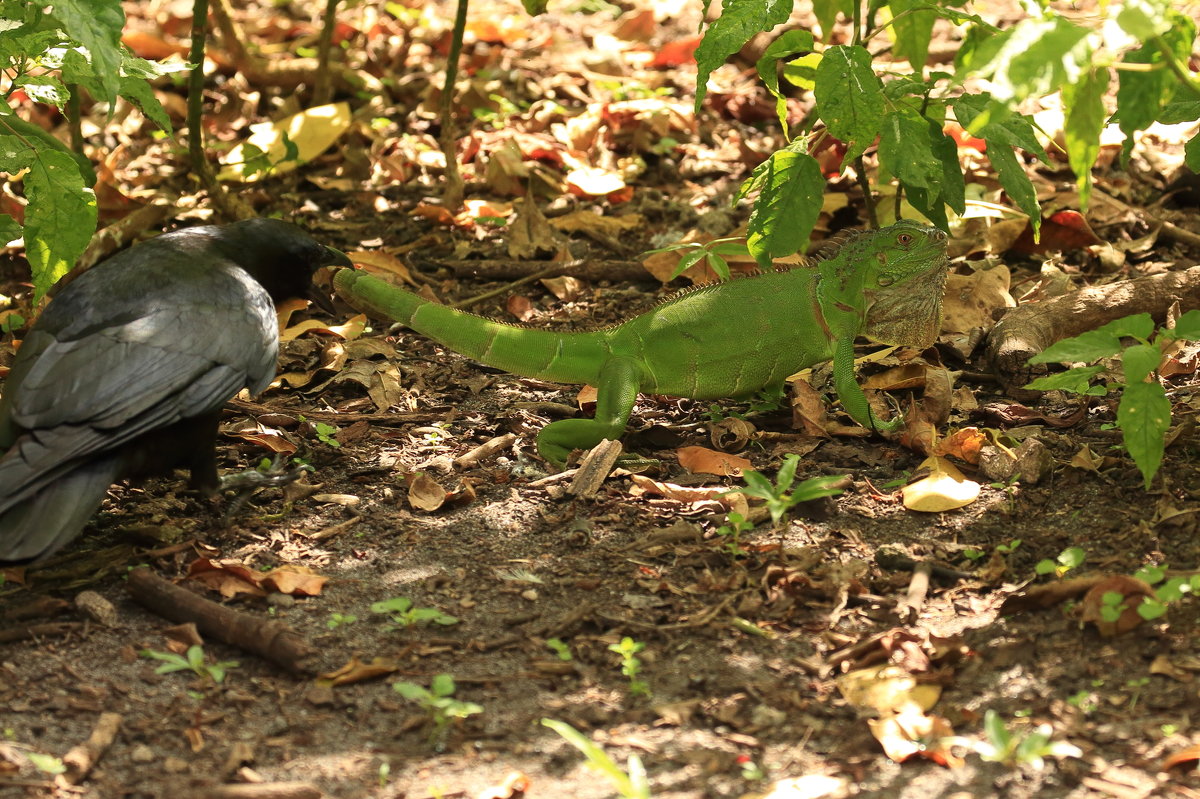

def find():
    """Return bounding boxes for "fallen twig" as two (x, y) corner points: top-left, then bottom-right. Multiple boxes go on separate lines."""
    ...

(63, 712), (122, 785)
(127, 568), (318, 674)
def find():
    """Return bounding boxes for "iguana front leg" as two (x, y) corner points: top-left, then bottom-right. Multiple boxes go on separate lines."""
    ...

(832, 336), (902, 433)
(537, 355), (642, 465)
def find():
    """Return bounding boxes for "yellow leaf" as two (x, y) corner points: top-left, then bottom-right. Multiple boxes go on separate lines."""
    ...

(901, 455), (980, 512)
(218, 102), (352, 182)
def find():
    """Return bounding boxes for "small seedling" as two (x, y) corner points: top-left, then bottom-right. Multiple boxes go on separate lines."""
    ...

(988, 473), (1021, 512)
(714, 511), (754, 557)
(1125, 677), (1151, 710)
(541, 718), (651, 799)
(1, 312), (24, 334)
(27, 752), (66, 776)
(1066, 689), (1098, 715)
(140, 645), (238, 683)
(1035, 546), (1085, 578)
(370, 597), (459, 627)
(327, 612), (358, 629)
(969, 709), (1082, 769)
(996, 539), (1022, 556)
(609, 636), (649, 697)
(737, 754), (766, 781)
(962, 548), (986, 562)
(734, 454), (845, 529)
(546, 638), (573, 661)
(377, 759), (391, 787)
(393, 673), (482, 749)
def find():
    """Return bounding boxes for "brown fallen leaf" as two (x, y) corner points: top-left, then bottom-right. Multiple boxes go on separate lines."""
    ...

(408, 472), (447, 512)
(677, 445), (751, 476)
(318, 655), (400, 686)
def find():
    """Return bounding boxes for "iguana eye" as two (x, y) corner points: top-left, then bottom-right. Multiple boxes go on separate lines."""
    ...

(897, 233), (912, 245)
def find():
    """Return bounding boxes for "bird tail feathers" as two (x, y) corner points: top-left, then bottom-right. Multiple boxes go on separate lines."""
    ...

(0, 453), (121, 561)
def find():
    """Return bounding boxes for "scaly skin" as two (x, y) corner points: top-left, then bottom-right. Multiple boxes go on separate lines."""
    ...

(334, 220), (950, 463)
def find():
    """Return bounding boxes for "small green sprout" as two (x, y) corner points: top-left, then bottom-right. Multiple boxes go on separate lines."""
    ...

(1035, 546), (1085, 578)
(609, 636), (649, 697)
(327, 612), (358, 629)
(969, 710), (1082, 769)
(733, 454), (844, 529)
(714, 511), (754, 557)
(140, 645), (238, 683)
(27, 752), (66, 776)
(370, 597), (459, 627)
(546, 638), (573, 661)
(393, 673), (482, 749)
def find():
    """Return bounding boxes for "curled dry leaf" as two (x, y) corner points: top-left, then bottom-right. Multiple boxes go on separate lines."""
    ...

(318, 655), (400, 687)
(837, 664), (942, 715)
(932, 427), (986, 464)
(868, 706), (963, 767)
(901, 456), (981, 512)
(709, 417), (756, 451)
(1161, 743), (1200, 771)
(344, 250), (416, 286)
(677, 445), (751, 476)
(407, 472), (447, 512)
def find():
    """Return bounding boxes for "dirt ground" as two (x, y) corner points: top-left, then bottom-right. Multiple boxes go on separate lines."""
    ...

(4, 1), (1200, 798)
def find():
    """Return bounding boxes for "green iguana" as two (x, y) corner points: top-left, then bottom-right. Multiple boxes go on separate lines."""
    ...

(333, 220), (950, 464)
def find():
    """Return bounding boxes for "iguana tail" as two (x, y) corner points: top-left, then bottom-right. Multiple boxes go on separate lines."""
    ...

(334, 269), (608, 385)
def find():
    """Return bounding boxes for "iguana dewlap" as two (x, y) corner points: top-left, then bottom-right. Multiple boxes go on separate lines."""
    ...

(334, 220), (950, 464)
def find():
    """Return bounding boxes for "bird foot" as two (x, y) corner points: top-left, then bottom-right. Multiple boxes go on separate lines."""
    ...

(218, 456), (313, 522)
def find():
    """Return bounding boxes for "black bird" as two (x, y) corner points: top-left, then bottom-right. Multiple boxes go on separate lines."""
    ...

(0, 218), (352, 562)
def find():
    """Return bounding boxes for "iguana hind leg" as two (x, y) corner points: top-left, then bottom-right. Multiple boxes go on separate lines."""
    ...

(536, 355), (642, 465)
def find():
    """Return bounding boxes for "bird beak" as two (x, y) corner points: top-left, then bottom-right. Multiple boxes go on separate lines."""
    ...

(323, 246), (354, 268)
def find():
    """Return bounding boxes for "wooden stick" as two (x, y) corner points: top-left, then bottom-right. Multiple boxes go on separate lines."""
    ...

(127, 568), (318, 674)
(63, 712), (122, 784)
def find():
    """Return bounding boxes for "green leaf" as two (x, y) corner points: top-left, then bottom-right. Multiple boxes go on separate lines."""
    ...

(1121, 343), (1162, 385)
(954, 94), (1047, 158)
(888, 0), (936, 70)
(0, 213), (19, 243)
(0, 113), (96, 184)
(987, 145), (1041, 239)
(119, 75), (173, 133)
(782, 52), (820, 92)
(1117, 381), (1171, 489)
(393, 681), (428, 701)
(756, 29), (815, 132)
(1023, 365), (1104, 393)
(814, 45), (885, 162)
(879, 109), (942, 189)
(1061, 67), (1109, 211)
(14, 74), (69, 107)
(1167, 309), (1200, 340)
(1187, 134), (1200, 172)
(1159, 101), (1200, 125)
(1114, 17), (1196, 162)
(521, 0), (547, 12)
(1028, 314), (1155, 364)
(1113, 0), (1173, 41)
(745, 147), (824, 268)
(970, 15), (1090, 104)
(694, 0), (791, 112)
(24, 148), (97, 300)
(430, 673), (457, 697)
(812, 0), (852, 44)
(49, 0), (125, 106)
(776, 453), (799, 491)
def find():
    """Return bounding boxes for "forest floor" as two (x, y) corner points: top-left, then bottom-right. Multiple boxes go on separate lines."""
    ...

(3, 1), (1200, 798)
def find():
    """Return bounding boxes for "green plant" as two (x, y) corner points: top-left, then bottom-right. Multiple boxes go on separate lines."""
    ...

(988, 473), (1021, 513)
(1125, 677), (1150, 710)
(393, 673), (482, 748)
(1121, 564), (1200, 621)
(27, 752), (65, 776)
(327, 612), (357, 629)
(370, 597), (459, 627)
(968, 709), (1082, 769)
(0, 2), (184, 298)
(715, 511), (754, 557)
(1066, 689), (1097, 715)
(541, 718), (651, 799)
(962, 548), (985, 562)
(313, 420), (341, 448)
(1026, 311), (1200, 488)
(735, 454), (845, 528)
(693, 0), (1199, 263)
(546, 638), (573, 661)
(140, 645), (238, 683)
(1035, 546), (1085, 578)
(609, 636), (649, 697)
(996, 539), (1022, 556)
(644, 236), (751, 281)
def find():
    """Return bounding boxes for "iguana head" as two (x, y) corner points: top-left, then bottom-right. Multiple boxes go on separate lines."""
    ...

(859, 220), (950, 349)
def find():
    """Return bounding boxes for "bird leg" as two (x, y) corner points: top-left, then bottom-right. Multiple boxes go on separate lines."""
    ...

(218, 455), (314, 522)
